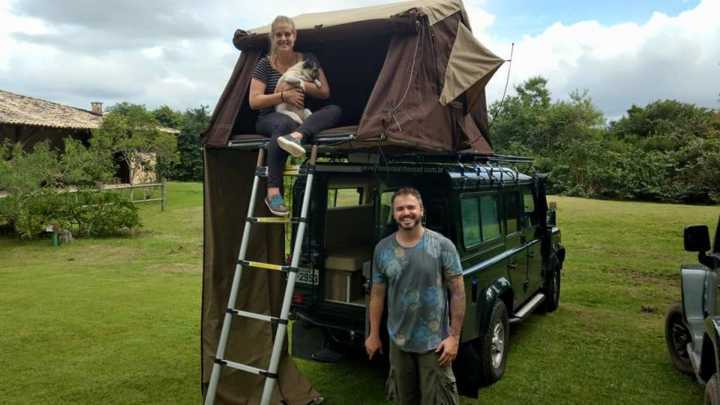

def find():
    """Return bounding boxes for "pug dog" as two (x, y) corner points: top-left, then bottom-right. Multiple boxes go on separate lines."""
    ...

(275, 59), (322, 124)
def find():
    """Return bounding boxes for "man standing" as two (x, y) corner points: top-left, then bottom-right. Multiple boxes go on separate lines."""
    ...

(365, 187), (466, 405)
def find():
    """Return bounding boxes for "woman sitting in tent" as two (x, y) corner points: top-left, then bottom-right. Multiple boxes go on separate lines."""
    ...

(249, 15), (342, 216)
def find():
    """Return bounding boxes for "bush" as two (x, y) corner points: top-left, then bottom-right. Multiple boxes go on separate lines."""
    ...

(0, 190), (140, 239)
(71, 191), (140, 236)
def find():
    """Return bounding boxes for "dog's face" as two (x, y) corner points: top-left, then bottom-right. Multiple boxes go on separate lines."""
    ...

(302, 59), (321, 83)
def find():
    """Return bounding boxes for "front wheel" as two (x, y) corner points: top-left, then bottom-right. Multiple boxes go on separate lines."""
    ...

(706, 373), (719, 405)
(479, 300), (509, 386)
(664, 302), (693, 375)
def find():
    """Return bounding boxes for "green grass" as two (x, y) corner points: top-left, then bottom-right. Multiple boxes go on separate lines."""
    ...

(1, 185), (718, 404)
(0, 182), (203, 404)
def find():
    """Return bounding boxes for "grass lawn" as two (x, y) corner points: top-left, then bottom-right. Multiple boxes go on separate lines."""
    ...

(1, 182), (718, 404)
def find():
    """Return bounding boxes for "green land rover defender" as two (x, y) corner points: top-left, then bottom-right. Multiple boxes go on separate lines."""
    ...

(288, 153), (566, 397)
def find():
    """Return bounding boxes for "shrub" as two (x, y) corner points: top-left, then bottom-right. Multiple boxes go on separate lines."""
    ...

(0, 190), (140, 239)
(69, 191), (140, 236)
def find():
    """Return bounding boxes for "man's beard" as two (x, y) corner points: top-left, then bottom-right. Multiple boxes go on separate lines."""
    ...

(396, 215), (422, 230)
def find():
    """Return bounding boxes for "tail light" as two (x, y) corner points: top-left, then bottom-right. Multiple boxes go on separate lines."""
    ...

(292, 292), (305, 304)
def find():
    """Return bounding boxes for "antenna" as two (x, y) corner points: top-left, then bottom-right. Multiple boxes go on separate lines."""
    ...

(489, 42), (515, 130)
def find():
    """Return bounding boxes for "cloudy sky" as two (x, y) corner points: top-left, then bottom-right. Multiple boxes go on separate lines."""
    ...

(1, 0), (718, 119)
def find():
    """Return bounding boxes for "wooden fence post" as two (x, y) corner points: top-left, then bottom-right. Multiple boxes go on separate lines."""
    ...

(161, 180), (166, 211)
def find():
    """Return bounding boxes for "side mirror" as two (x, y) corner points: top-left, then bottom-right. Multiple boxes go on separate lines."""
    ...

(684, 225), (710, 253)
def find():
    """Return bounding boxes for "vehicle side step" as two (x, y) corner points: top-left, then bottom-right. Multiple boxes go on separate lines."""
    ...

(510, 293), (545, 324)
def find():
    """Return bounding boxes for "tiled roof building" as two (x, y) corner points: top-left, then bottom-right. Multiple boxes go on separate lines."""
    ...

(0, 89), (177, 184)
(0, 89), (104, 130)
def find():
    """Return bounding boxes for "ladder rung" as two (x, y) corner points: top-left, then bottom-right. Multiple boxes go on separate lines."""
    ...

(227, 308), (288, 325)
(255, 165), (310, 177)
(215, 359), (278, 379)
(247, 217), (306, 224)
(283, 165), (301, 175)
(239, 260), (298, 273)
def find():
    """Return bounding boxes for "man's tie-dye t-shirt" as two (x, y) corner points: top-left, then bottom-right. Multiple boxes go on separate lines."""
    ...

(372, 229), (463, 353)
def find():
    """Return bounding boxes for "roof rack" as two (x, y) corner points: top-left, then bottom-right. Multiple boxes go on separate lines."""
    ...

(226, 132), (532, 169)
(374, 152), (532, 165)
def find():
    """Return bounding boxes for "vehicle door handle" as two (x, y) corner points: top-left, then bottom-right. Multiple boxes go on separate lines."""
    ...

(508, 263), (517, 270)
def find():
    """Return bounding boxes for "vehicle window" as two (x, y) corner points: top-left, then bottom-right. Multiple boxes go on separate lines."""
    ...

(461, 198), (481, 248)
(380, 190), (395, 223)
(522, 191), (535, 227)
(328, 188), (363, 208)
(425, 198), (448, 235)
(523, 192), (535, 214)
(504, 192), (520, 234)
(480, 195), (501, 241)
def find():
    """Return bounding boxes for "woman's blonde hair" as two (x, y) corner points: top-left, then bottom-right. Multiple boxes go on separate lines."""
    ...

(269, 15), (296, 58)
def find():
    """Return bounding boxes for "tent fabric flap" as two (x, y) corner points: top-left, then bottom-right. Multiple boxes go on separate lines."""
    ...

(201, 148), (319, 404)
(439, 21), (504, 107)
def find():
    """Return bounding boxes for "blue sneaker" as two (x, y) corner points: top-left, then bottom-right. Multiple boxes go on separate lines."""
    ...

(265, 194), (289, 216)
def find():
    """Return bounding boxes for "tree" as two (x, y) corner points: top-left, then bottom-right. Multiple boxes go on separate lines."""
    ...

(95, 103), (178, 183)
(60, 138), (115, 186)
(489, 76), (553, 154)
(153, 105), (184, 129)
(490, 77), (605, 157)
(0, 141), (60, 195)
(607, 100), (720, 202)
(609, 100), (719, 145)
(176, 106), (210, 181)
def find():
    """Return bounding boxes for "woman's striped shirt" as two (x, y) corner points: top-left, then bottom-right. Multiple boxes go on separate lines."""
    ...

(252, 53), (319, 116)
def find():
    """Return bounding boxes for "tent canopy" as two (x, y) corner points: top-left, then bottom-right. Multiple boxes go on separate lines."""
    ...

(203, 0), (504, 153)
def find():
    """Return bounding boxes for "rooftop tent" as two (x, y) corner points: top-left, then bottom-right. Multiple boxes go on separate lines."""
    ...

(202, 0), (504, 152)
(200, 1), (504, 403)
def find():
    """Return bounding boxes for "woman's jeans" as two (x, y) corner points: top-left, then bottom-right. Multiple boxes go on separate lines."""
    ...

(255, 105), (342, 188)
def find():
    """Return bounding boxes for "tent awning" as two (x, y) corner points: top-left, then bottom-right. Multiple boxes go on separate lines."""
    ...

(439, 22), (504, 107)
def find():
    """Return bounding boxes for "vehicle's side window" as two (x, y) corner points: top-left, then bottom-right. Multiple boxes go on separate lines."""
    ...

(461, 198), (481, 248)
(522, 191), (535, 227)
(480, 195), (501, 241)
(425, 198), (448, 235)
(380, 190), (395, 223)
(328, 188), (363, 208)
(504, 192), (520, 234)
(461, 194), (501, 249)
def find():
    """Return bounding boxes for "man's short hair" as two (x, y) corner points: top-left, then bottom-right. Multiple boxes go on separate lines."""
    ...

(391, 187), (423, 208)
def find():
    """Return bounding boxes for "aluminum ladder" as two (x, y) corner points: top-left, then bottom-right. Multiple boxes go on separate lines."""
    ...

(204, 145), (318, 405)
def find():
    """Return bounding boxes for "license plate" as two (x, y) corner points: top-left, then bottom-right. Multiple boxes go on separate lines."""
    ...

(296, 268), (319, 285)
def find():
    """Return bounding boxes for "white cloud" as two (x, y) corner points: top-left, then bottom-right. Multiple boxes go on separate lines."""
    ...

(481, 0), (720, 118)
(141, 47), (164, 60)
